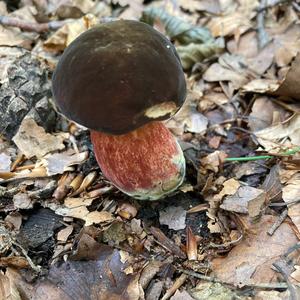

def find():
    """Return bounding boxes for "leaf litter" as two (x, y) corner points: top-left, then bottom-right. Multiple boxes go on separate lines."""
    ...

(1, 1), (300, 300)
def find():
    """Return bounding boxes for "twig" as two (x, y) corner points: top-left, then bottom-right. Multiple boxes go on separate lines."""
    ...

(257, 0), (271, 48)
(209, 234), (243, 249)
(256, 0), (291, 12)
(267, 209), (288, 235)
(150, 227), (186, 259)
(0, 16), (70, 33)
(273, 261), (298, 300)
(11, 239), (42, 273)
(282, 242), (300, 259)
(178, 268), (288, 290)
(269, 199), (300, 207)
(161, 273), (187, 300)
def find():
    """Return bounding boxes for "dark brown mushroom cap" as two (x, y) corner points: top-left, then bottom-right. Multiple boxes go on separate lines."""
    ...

(52, 20), (186, 135)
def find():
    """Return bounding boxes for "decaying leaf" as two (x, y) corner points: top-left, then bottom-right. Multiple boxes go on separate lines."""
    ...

(221, 186), (266, 219)
(255, 114), (300, 152)
(207, 0), (259, 37)
(280, 168), (300, 233)
(273, 53), (300, 100)
(43, 14), (98, 52)
(242, 52), (300, 99)
(5, 249), (142, 300)
(200, 151), (227, 173)
(248, 97), (286, 132)
(211, 215), (298, 287)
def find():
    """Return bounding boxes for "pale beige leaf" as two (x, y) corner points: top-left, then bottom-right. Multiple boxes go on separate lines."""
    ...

(84, 211), (114, 226)
(12, 118), (65, 159)
(43, 150), (88, 175)
(57, 225), (73, 242)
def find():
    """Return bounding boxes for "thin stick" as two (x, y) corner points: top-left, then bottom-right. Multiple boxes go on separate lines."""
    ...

(178, 268), (288, 289)
(0, 15), (70, 33)
(267, 209), (288, 236)
(161, 274), (187, 300)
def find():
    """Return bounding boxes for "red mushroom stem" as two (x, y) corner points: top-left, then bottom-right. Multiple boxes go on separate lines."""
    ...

(91, 121), (185, 200)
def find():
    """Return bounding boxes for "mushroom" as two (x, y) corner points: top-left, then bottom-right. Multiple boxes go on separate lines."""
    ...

(52, 20), (187, 200)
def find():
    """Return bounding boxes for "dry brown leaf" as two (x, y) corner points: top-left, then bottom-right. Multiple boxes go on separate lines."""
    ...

(5, 212), (22, 230)
(242, 79), (279, 94)
(273, 24), (300, 67)
(12, 118), (65, 159)
(198, 92), (228, 112)
(44, 14), (98, 52)
(0, 272), (22, 300)
(57, 225), (73, 242)
(291, 265), (300, 283)
(248, 97), (286, 132)
(0, 26), (33, 49)
(203, 61), (248, 89)
(242, 52), (300, 100)
(166, 91), (207, 135)
(280, 169), (300, 233)
(50, 0), (95, 18)
(0, 6), (38, 49)
(0, 256), (29, 269)
(207, 178), (240, 233)
(273, 53), (300, 100)
(255, 114), (300, 152)
(220, 186), (266, 219)
(200, 150), (227, 173)
(211, 215), (298, 287)
(84, 211), (114, 226)
(207, 0), (258, 37)
(227, 31), (258, 58)
(6, 249), (142, 300)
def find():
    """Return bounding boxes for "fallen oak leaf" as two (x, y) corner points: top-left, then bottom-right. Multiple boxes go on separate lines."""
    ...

(211, 215), (298, 287)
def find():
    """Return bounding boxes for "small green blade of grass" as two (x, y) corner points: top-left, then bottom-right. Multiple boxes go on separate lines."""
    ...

(224, 146), (300, 162)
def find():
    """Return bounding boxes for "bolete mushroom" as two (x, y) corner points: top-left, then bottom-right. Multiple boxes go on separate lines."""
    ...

(52, 20), (187, 200)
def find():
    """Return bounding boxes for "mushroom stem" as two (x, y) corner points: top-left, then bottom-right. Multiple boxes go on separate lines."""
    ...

(91, 121), (185, 200)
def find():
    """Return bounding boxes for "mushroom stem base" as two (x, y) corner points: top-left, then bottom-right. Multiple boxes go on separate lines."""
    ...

(91, 121), (185, 200)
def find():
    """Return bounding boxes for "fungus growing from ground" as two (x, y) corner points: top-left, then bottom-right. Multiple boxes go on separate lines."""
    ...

(52, 20), (187, 200)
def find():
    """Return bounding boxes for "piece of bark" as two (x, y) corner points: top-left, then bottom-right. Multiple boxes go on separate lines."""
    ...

(0, 53), (56, 139)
